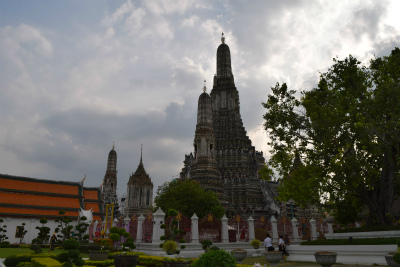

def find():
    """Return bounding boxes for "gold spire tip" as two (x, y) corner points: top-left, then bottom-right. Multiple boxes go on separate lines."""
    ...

(221, 32), (225, 44)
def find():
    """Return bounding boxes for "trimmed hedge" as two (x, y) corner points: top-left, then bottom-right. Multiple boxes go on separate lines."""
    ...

(78, 244), (103, 252)
(4, 254), (56, 267)
(84, 260), (114, 267)
(301, 237), (399, 245)
(0, 241), (11, 248)
(334, 225), (400, 233)
(31, 258), (62, 267)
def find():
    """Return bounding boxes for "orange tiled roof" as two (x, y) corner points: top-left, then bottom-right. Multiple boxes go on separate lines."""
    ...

(0, 177), (79, 195)
(83, 189), (100, 200)
(0, 192), (81, 209)
(0, 174), (105, 220)
(84, 202), (101, 213)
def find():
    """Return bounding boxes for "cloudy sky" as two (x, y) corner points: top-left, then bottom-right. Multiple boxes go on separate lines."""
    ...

(1, 0), (399, 197)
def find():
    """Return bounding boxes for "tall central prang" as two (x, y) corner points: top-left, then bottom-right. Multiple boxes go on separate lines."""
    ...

(181, 33), (279, 218)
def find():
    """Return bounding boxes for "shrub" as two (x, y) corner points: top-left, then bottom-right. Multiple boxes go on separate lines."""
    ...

(16, 262), (31, 267)
(0, 241), (11, 248)
(333, 225), (400, 233)
(30, 239), (43, 254)
(210, 246), (220, 251)
(161, 240), (177, 254)
(62, 239), (80, 250)
(301, 237), (398, 245)
(78, 244), (102, 252)
(84, 260), (114, 267)
(193, 249), (236, 267)
(61, 239), (83, 267)
(31, 257), (62, 267)
(4, 256), (31, 267)
(4, 254), (55, 267)
(394, 253), (400, 264)
(250, 239), (261, 248)
(200, 240), (212, 251)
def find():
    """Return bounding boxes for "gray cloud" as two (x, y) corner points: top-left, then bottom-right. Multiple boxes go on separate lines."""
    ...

(1, 0), (399, 196)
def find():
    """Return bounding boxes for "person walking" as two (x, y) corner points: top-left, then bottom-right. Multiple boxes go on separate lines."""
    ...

(264, 234), (274, 251)
(48, 233), (57, 253)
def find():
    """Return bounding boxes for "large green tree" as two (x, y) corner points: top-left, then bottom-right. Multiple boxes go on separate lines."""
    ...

(154, 179), (225, 219)
(262, 48), (400, 225)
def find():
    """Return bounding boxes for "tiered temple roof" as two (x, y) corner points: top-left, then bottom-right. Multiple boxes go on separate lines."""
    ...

(0, 174), (104, 220)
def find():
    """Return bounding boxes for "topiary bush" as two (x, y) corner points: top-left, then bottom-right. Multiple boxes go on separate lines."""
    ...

(394, 252), (400, 264)
(30, 238), (43, 254)
(193, 249), (236, 267)
(200, 240), (212, 251)
(59, 239), (84, 267)
(4, 256), (31, 267)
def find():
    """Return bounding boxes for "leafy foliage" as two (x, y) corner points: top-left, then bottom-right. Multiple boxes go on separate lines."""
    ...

(55, 210), (73, 241)
(262, 48), (400, 225)
(154, 179), (225, 219)
(0, 218), (9, 243)
(36, 218), (50, 243)
(75, 216), (89, 242)
(159, 209), (185, 255)
(200, 240), (212, 251)
(17, 223), (28, 244)
(394, 252), (400, 264)
(300, 237), (399, 245)
(192, 249), (236, 267)
(109, 227), (134, 250)
(60, 239), (84, 267)
(30, 238), (43, 254)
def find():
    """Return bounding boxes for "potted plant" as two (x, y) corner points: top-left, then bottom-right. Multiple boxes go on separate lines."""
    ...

(250, 239), (261, 256)
(230, 249), (247, 264)
(250, 239), (261, 249)
(263, 251), (282, 266)
(162, 240), (178, 255)
(314, 251), (337, 267)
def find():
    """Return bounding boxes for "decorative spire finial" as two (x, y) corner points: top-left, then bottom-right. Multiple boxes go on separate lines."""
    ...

(221, 32), (225, 44)
(140, 144), (143, 164)
(203, 80), (207, 92)
(112, 141), (115, 150)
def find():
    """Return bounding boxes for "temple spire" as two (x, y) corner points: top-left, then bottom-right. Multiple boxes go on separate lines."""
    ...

(140, 144), (143, 164)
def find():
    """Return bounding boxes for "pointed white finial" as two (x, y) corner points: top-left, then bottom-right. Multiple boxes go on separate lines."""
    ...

(221, 32), (225, 44)
(203, 80), (207, 92)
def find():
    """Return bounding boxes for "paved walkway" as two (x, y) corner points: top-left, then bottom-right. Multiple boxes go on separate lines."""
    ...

(1, 258), (388, 267)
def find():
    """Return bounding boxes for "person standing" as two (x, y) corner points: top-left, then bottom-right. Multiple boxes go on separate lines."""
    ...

(264, 234), (274, 251)
(283, 234), (290, 257)
(48, 233), (57, 252)
(278, 235), (285, 261)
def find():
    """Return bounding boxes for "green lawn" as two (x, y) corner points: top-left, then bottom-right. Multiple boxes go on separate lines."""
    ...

(0, 248), (89, 258)
(242, 256), (318, 266)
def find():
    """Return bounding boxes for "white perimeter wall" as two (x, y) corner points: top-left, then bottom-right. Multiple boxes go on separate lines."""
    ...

(1, 217), (78, 244)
